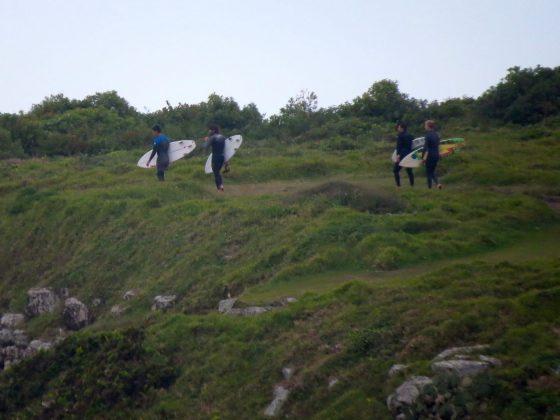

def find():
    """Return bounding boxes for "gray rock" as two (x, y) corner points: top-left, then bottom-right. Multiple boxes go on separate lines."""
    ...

(28, 339), (52, 352)
(282, 296), (298, 305)
(26, 288), (58, 317)
(218, 298), (238, 314)
(1, 313), (25, 328)
(123, 290), (136, 300)
(264, 385), (290, 417)
(432, 360), (492, 378)
(479, 355), (502, 367)
(387, 376), (433, 412)
(1, 345), (26, 369)
(0, 329), (15, 347)
(282, 367), (294, 381)
(228, 306), (271, 316)
(110, 305), (126, 316)
(91, 298), (102, 308)
(433, 344), (490, 361)
(62, 298), (90, 330)
(388, 364), (409, 377)
(152, 295), (177, 311)
(13, 330), (29, 348)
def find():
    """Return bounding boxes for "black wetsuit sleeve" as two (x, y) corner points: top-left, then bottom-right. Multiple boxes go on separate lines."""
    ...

(148, 145), (157, 162)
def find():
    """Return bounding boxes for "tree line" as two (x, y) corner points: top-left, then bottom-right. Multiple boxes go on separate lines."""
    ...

(0, 66), (558, 158)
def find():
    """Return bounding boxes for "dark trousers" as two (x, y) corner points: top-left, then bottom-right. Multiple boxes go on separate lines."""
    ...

(393, 162), (414, 186)
(425, 157), (439, 188)
(156, 158), (169, 182)
(212, 156), (225, 189)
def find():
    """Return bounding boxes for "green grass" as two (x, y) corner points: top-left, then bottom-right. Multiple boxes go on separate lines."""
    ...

(0, 125), (559, 418)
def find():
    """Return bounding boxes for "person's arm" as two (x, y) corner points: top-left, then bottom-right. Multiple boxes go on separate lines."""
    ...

(146, 143), (157, 166)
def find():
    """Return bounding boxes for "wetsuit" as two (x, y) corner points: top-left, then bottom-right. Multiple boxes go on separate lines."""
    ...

(422, 131), (440, 188)
(207, 133), (226, 189)
(394, 131), (415, 186)
(149, 134), (170, 181)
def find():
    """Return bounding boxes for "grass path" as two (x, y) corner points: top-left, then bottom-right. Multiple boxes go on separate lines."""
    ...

(242, 222), (560, 304)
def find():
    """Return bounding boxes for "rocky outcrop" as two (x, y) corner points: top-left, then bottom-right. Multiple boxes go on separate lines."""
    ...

(152, 295), (177, 311)
(62, 298), (90, 330)
(26, 288), (57, 317)
(110, 305), (126, 316)
(0, 329), (15, 347)
(217, 298), (272, 316)
(388, 364), (408, 377)
(433, 344), (490, 361)
(387, 376), (433, 415)
(1, 313), (25, 328)
(123, 290), (136, 300)
(264, 385), (290, 417)
(218, 298), (237, 313)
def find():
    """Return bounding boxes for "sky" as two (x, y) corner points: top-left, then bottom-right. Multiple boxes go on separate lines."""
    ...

(1, 0), (559, 117)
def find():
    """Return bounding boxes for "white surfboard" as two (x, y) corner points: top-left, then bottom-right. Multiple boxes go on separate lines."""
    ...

(204, 134), (243, 174)
(137, 140), (196, 168)
(399, 138), (466, 168)
(391, 137), (425, 162)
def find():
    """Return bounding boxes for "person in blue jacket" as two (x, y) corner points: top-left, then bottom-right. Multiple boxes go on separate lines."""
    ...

(204, 124), (226, 191)
(421, 120), (442, 189)
(393, 122), (415, 187)
(146, 124), (170, 181)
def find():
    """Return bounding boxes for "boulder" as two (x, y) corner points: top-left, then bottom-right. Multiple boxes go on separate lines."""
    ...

(13, 330), (29, 348)
(28, 339), (52, 352)
(218, 298), (238, 314)
(0, 329), (15, 347)
(152, 295), (177, 311)
(1, 345), (26, 369)
(282, 367), (294, 381)
(91, 298), (102, 308)
(1, 313), (25, 328)
(433, 344), (490, 361)
(110, 305), (126, 316)
(26, 288), (57, 317)
(123, 290), (136, 300)
(264, 385), (290, 417)
(328, 377), (339, 389)
(388, 364), (408, 377)
(62, 298), (90, 330)
(432, 359), (493, 378)
(387, 376), (433, 413)
(229, 306), (271, 316)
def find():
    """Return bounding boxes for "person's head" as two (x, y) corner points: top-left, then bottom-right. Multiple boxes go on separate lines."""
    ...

(152, 124), (162, 134)
(207, 124), (220, 135)
(397, 122), (407, 133)
(424, 120), (435, 131)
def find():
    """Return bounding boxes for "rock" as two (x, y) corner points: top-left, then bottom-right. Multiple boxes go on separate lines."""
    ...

(264, 385), (290, 417)
(387, 376), (433, 413)
(91, 298), (102, 308)
(281, 296), (298, 305)
(1, 313), (25, 328)
(0, 329), (15, 347)
(28, 339), (52, 352)
(388, 364), (409, 377)
(432, 360), (493, 378)
(152, 295), (177, 311)
(433, 344), (490, 361)
(282, 367), (294, 381)
(228, 306), (271, 316)
(62, 298), (90, 330)
(123, 290), (136, 300)
(1, 345), (26, 369)
(26, 288), (57, 317)
(218, 298), (238, 314)
(328, 377), (339, 389)
(479, 355), (502, 367)
(13, 330), (29, 348)
(110, 305), (126, 316)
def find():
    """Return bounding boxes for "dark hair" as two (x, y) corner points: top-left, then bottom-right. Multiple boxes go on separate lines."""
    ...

(208, 124), (220, 133)
(425, 120), (435, 130)
(152, 124), (162, 132)
(397, 122), (408, 131)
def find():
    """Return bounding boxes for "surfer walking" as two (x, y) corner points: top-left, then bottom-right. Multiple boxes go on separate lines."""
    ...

(393, 122), (415, 187)
(205, 124), (226, 192)
(421, 120), (442, 189)
(146, 124), (170, 181)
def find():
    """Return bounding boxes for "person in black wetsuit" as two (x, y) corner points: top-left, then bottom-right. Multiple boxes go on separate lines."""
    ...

(421, 120), (442, 189)
(146, 124), (170, 181)
(393, 122), (415, 187)
(205, 124), (226, 191)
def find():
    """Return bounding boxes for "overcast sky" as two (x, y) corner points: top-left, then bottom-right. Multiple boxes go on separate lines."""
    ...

(1, 0), (559, 117)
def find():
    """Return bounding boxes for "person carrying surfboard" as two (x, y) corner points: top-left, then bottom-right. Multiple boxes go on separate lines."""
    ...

(146, 124), (170, 181)
(393, 122), (415, 187)
(204, 124), (226, 191)
(421, 120), (442, 189)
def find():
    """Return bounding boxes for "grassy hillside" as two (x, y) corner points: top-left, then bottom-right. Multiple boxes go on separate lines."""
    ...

(0, 124), (559, 418)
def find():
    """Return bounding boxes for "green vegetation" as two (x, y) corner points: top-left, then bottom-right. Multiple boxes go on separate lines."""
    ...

(0, 67), (559, 418)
